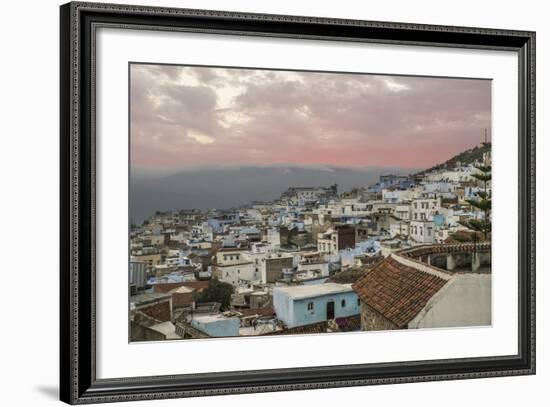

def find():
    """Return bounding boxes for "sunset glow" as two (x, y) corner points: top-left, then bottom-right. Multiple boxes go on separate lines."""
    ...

(130, 64), (491, 172)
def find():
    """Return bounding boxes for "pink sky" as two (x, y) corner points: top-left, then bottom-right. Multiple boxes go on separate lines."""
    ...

(130, 64), (491, 171)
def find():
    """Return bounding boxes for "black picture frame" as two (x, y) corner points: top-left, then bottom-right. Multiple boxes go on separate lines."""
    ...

(60, 2), (536, 404)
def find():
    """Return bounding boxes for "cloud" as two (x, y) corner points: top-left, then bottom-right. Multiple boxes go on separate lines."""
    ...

(130, 64), (491, 170)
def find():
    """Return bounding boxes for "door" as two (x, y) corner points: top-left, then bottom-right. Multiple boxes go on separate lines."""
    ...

(326, 301), (335, 320)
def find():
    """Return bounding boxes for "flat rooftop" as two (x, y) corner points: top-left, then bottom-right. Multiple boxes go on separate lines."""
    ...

(149, 321), (180, 340)
(275, 283), (353, 300)
(130, 292), (171, 306)
(192, 314), (237, 324)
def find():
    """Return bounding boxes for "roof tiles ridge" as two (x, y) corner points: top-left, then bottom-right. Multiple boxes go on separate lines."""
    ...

(390, 252), (453, 281)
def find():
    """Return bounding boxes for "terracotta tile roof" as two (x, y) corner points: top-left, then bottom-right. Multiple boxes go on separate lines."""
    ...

(352, 256), (449, 328)
(266, 321), (328, 335)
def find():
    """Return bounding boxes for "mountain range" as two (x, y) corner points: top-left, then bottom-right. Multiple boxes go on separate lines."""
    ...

(130, 165), (418, 223)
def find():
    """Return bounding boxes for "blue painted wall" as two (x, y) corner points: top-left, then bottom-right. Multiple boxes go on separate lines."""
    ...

(274, 288), (360, 328)
(191, 316), (240, 337)
(433, 214), (446, 226)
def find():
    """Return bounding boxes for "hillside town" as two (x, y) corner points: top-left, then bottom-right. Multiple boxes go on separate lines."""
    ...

(130, 143), (492, 341)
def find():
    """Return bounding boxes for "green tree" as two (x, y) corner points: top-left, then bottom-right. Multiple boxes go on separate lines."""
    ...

(460, 156), (491, 241)
(194, 278), (234, 310)
(448, 230), (483, 243)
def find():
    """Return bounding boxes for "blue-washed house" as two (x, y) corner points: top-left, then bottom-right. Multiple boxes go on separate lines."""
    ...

(190, 314), (240, 337)
(207, 213), (240, 233)
(273, 283), (360, 328)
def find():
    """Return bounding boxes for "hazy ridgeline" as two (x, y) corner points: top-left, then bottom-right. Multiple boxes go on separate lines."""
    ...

(130, 165), (417, 223)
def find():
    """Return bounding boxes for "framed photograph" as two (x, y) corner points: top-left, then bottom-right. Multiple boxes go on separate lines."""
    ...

(60, 1), (535, 404)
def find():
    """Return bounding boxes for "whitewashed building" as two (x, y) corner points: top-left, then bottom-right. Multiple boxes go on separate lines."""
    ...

(214, 248), (256, 286)
(411, 198), (441, 221)
(410, 220), (435, 244)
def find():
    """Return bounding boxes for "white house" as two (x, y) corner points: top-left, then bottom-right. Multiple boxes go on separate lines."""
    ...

(411, 198), (441, 221)
(410, 220), (435, 244)
(165, 250), (188, 268)
(214, 248), (256, 286)
(382, 188), (415, 203)
(389, 220), (410, 238)
(317, 228), (337, 255)
(394, 203), (411, 220)
(266, 228), (281, 247)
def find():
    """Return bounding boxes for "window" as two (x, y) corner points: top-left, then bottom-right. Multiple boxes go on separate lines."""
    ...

(307, 302), (314, 312)
(357, 298), (361, 306)
(341, 299), (346, 308)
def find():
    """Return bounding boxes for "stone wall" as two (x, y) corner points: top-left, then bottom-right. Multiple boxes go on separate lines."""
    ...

(360, 301), (399, 331)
